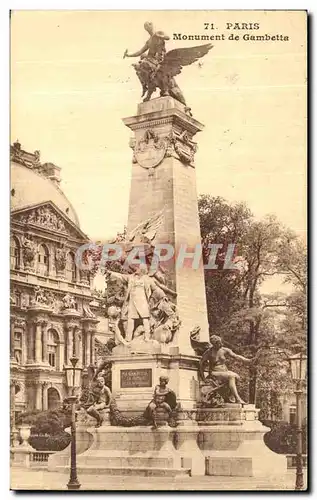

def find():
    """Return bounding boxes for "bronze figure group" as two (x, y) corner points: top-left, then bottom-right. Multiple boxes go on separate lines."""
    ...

(124, 22), (213, 110)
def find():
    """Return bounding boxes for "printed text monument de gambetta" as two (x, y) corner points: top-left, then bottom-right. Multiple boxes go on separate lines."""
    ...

(173, 22), (290, 42)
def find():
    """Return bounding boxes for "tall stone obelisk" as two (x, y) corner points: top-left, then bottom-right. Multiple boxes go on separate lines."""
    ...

(111, 97), (210, 414)
(123, 96), (209, 354)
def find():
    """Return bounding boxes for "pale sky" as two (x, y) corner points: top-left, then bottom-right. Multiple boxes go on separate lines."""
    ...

(11, 10), (307, 244)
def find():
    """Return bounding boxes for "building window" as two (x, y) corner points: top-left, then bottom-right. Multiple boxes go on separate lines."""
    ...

(15, 411), (22, 426)
(66, 252), (76, 282)
(10, 236), (20, 270)
(289, 406), (296, 425)
(38, 244), (49, 276)
(47, 329), (59, 370)
(48, 352), (56, 367)
(14, 291), (21, 307)
(14, 331), (22, 364)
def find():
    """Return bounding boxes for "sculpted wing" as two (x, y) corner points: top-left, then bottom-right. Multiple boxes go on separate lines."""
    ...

(160, 44), (213, 77)
(127, 209), (165, 242)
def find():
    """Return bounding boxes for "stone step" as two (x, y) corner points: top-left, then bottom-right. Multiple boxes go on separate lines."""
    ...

(77, 455), (174, 468)
(56, 465), (190, 477)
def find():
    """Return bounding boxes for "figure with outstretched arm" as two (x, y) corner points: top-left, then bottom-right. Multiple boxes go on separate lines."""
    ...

(123, 44), (149, 59)
(123, 21), (213, 106)
(199, 335), (254, 404)
(105, 264), (158, 342)
(123, 22), (170, 99)
(123, 22), (169, 60)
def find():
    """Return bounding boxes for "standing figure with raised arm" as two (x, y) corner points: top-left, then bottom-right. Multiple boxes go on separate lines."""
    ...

(105, 264), (159, 342)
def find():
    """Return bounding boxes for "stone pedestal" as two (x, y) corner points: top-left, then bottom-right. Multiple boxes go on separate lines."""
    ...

(198, 405), (287, 478)
(175, 424), (205, 476)
(111, 352), (199, 414)
(11, 446), (33, 468)
(74, 426), (187, 477)
(49, 423), (189, 478)
(48, 408), (205, 477)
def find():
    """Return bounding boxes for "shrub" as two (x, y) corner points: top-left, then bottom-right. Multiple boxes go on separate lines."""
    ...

(29, 431), (71, 451)
(18, 406), (72, 452)
(263, 420), (307, 454)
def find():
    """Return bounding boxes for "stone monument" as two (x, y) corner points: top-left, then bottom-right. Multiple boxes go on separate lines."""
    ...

(49, 22), (286, 479)
(109, 28), (214, 417)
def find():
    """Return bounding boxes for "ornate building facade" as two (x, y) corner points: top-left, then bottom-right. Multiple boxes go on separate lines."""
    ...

(10, 141), (105, 422)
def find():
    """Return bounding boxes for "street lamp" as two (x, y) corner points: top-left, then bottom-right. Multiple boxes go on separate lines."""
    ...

(65, 355), (82, 490)
(288, 351), (307, 491)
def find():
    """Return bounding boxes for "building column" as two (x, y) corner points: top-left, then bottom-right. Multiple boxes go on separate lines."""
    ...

(35, 321), (42, 364)
(42, 383), (48, 411)
(77, 332), (83, 368)
(22, 324), (27, 365)
(10, 381), (16, 434)
(91, 332), (96, 365)
(42, 322), (48, 364)
(35, 383), (42, 410)
(86, 331), (91, 366)
(59, 342), (65, 370)
(10, 319), (15, 360)
(81, 327), (86, 367)
(26, 321), (34, 363)
(67, 327), (73, 363)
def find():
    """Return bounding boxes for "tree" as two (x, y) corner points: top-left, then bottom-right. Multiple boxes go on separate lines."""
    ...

(277, 233), (307, 352)
(198, 195), (252, 332)
(198, 196), (307, 407)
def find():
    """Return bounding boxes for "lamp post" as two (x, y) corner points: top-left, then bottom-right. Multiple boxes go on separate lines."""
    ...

(65, 355), (82, 490)
(287, 351), (307, 491)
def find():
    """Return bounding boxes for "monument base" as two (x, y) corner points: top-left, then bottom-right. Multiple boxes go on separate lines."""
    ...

(48, 405), (285, 479)
(111, 352), (200, 415)
(199, 405), (287, 477)
(49, 425), (191, 478)
(48, 409), (205, 477)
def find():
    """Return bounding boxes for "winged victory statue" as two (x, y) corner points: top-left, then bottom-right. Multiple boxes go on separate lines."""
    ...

(123, 22), (213, 111)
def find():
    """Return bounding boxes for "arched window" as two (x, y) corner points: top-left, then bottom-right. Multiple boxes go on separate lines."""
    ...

(38, 244), (49, 276)
(66, 251), (76, 282)
(10, 236), (20, 270)
(47, 329), (59, 369)
(47, 387), (61, 410)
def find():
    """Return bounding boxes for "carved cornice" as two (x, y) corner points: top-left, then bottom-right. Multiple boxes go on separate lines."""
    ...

(123, 108), (204, 136)
(25, 379), (44, 387)
(130, 117), (174, 131)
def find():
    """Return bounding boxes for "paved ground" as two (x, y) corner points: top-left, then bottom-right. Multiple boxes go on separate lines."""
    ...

(10, 467), (308, 491)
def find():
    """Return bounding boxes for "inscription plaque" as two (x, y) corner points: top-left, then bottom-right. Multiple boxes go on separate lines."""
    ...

(120, 368), (152, 388)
